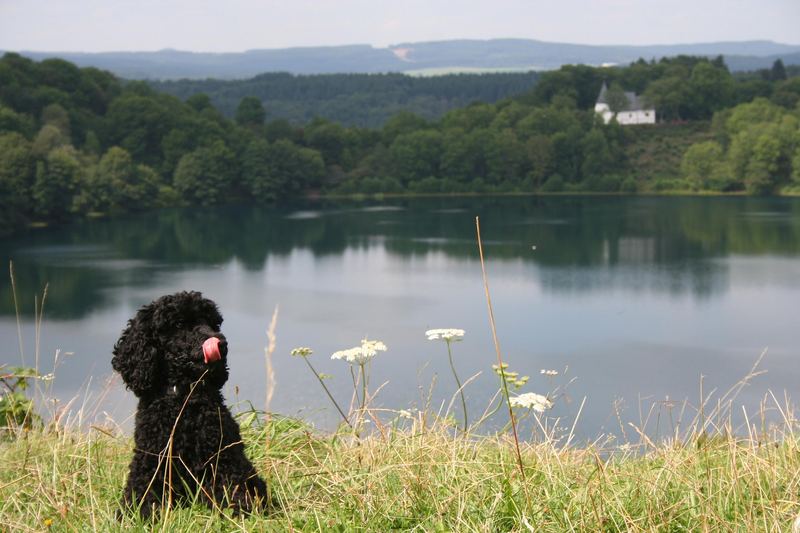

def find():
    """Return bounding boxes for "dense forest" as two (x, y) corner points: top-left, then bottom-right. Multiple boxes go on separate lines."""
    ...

(1, 52), (799, 235)
(148, 72), (541, 128)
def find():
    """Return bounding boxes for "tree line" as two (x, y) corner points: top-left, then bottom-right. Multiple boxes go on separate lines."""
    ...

(149, 71), (541, 128)
(1, 53), (799, 235)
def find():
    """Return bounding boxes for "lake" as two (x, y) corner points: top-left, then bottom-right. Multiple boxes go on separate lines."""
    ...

(2, 196), (799, 441)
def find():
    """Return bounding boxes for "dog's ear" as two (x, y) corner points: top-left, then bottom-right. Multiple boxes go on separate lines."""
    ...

(112, 305), (163, 397)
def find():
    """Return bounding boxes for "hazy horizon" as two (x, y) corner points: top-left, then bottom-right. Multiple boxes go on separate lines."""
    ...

(1, 0), (798, 54)
(3, 36), (800, 56)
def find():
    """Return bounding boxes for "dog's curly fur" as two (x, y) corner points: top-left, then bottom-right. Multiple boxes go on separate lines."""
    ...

(112, 291), (268, 518)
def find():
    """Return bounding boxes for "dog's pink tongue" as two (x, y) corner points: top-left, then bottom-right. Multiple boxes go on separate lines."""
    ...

(202, 337), (221, 364)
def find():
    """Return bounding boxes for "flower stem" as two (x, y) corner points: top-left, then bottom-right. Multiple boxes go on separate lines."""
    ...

(302, 356), (351, 428)
(447, 340), (468, 433)
(360, 363), (367, 413)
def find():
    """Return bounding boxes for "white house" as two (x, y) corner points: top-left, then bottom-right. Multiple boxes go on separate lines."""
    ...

(594, 82), (656, 125)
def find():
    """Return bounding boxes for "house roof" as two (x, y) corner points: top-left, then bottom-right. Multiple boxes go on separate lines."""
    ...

(596, 82), (652, 112)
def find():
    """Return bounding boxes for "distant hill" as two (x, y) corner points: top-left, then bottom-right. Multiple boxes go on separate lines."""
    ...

(6, 39), (800, 79)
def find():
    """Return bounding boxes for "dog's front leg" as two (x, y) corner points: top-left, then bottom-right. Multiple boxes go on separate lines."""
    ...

(119, 450), (170, 520)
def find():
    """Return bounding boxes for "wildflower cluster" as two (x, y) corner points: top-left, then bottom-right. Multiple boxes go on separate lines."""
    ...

(425, 329), (465, 342)
(491, 363), (530, 389)
(509, 392), (553, 413)
(331, 339), (387, 365)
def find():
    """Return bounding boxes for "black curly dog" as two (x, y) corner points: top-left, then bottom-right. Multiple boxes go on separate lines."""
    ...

(112, 291), (268, 518)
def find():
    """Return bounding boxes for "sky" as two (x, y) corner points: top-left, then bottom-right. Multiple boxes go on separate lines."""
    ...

(0, 0), (798, 53)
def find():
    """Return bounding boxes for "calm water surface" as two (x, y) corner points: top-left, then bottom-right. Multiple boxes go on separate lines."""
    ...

(2, 196), (799, 439)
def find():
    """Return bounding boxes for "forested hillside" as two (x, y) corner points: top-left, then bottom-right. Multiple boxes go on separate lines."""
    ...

(148, 72), (540, 128)
(1, 53), (799, 236)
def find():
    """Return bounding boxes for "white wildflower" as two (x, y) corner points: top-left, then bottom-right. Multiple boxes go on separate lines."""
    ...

(361, 338), (387, 355)
(540, 369), (559, 376)
(331, 347), (362, 364)
(509, 392), (553, 413)
(425, 329), (465, 342)
(331, 338), (387, 365)
(290, 347), (313, 357)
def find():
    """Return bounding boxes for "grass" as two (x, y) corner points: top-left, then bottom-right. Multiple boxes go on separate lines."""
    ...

(2, 403), (800, 532)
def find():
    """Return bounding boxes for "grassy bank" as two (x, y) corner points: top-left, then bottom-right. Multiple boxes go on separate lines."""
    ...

(2, 407), (799, 532)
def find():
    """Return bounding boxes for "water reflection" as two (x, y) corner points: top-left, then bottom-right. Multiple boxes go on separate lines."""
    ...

(3, 196), (800, 438)
(2, 196), (800, 319)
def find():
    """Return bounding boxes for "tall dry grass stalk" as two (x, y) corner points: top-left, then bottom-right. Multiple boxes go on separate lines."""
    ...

(475, 216), (525, 480)
(264, 305), (279, 425)
(9, 261), (25, 367)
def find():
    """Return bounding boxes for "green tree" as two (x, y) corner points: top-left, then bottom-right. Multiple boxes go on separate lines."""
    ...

(550, 127), (584, 182)
(382, 111), (429, 145)
(265, 139), (325, 193)
(41, 103), (71, 136)
(580, 129), (614, 179)
(516, 105), (582, 138)
(643, 76), (689, 121)
(440, 128), (476, 183)
(605, 83), (630, 115)
(440, 103), (495, 131)
(83, 131), (101, 156)
(526, 135), (554, 189)
(264, 119), (295, 142)
(305, 120), (350, 168)
(791, 145), (800, 185)
(31, 124), (68, 157)
(241, 138), (280, 202)
(0, 132), (36, 226)
(173, 141), (237, 206)
(389, 130), (442, 184)
(770, 59), (787, 82)
(744, 133), (782, 194)
(724, 98), (785, 138)
(235, 96), (266, 129)
(78, 146), (159, 212)
(772, 77), (800, 109)
(186, 93), (213, 112)
(0, 105), (34, 136)
(681, 141), (726, 190)
(161, 128), (194, 177)
(485, 128), (525, 186)
(32, 146), (80, 219)
(688, 62), (735, 118)
(106, 93), (177, 165)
